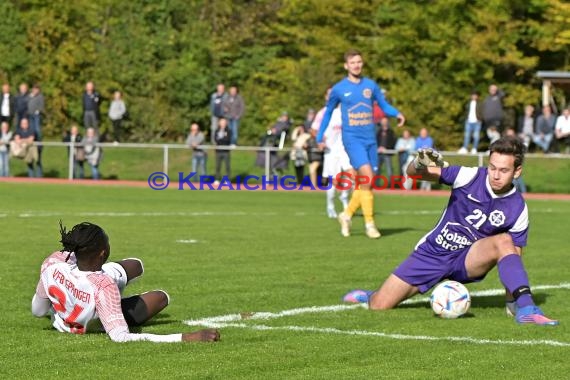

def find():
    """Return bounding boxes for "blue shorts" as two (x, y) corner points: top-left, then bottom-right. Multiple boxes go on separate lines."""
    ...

(344, 139), (378, 172)
(392, 247), (486, 294)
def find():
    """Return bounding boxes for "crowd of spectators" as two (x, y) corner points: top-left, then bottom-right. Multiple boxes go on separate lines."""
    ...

(1, 79), (569, 186)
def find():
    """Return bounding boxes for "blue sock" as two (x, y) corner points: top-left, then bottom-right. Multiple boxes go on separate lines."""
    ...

(497, 254), (534, 309)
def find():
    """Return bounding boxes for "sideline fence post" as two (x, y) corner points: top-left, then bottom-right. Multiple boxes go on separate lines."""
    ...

(68, 141), (74, 180)
(163, 145), (169, 175)
(264, 146), (270, 178)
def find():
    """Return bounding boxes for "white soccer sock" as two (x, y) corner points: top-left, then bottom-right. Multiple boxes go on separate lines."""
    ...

(326, 187), (336, 210)
(339, 190), (349, 209)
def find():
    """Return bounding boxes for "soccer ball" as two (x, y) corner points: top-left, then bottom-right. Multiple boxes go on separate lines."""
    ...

(430, 280), (471, 319)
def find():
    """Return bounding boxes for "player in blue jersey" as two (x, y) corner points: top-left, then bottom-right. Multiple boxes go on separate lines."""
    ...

(316, 49), (405, 238)
(343, 136), (558, 325)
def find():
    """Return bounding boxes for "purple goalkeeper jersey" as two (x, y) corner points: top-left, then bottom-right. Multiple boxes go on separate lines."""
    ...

(416, 166), (529, 255)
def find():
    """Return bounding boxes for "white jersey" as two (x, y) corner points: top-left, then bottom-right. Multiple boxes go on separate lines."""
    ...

(322, 107), (351, 177)
(33, 251), (181, 342)
(323, 107), (344, 156)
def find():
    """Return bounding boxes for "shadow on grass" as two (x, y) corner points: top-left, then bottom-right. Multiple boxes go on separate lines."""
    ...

(470, 292), (548, 308)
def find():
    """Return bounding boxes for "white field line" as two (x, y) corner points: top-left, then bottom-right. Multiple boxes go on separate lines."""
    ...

(197, 322), (570, 347)
(184, 283), (570, 347)
(184, 283), (570, 326)
(5, 208), (563, 218)
(176, 239), (199, 244)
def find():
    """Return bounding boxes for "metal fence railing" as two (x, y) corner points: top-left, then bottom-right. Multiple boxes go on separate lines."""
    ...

(29, 141), (570, 181)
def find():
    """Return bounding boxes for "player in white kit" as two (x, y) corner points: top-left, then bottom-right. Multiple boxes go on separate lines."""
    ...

(319, 105), (352, 218)
(31, 222), (220, 342)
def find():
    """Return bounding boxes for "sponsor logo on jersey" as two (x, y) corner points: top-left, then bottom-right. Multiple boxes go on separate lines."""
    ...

(434, 222), (476, 251)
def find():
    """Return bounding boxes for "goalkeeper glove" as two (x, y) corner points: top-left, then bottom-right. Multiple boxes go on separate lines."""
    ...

(413, 148), (449, 170)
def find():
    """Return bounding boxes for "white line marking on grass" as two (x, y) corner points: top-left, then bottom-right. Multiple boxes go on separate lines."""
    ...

(197, 322), (570, 347)
(185, 304), (366, 326)
(176, 239), (199, 244)
(185, 283), (570, 327)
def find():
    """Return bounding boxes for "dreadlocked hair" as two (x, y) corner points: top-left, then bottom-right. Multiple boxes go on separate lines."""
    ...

(59, 221), (109, 260)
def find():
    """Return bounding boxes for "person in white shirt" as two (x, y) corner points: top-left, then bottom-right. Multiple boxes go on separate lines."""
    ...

(554, 107), (570, 153)
(0, 121), (12, 176)
(458, 90), (482, 154)
(32, 222), (220, 343)
(321, 105), (351, 218)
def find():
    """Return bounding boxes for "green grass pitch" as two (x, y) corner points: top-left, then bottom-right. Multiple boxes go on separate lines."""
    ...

(1, 182), (569, 379)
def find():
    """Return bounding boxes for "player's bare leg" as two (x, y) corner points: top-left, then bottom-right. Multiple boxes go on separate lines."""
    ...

(465, 233), (558, 325)
(368, 274), (419, 310)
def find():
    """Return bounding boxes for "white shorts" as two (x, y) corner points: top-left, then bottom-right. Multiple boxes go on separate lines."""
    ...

(322, 151), (352, 178)
(102, 262), (128, 292)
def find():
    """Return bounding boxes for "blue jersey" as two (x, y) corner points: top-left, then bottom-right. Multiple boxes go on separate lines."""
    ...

(316, 77), (399, 144)
(416, 166), (529, 256)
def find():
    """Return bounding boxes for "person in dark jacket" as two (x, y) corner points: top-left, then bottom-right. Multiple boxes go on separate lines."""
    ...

(376, 117), (397, 185)
(214, 118), (232, 182)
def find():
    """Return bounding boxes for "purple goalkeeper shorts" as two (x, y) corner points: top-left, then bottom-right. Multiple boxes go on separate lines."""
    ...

(392, 246), (486, 294)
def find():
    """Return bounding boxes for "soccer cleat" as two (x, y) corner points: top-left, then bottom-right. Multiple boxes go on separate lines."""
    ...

(343, 289), (373, 303)
(338, 212), (351, 237)
(515, 305), (559, 326)
(365, 223), (381, 239)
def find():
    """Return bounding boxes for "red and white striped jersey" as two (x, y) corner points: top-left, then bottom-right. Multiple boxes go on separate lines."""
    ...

(34, 252), (182, 343)
(35, 251), (126, 334)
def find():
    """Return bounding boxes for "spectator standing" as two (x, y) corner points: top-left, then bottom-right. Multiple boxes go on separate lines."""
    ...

(0, 84), (14, 124)
(289, 125), (311, 184)
(210, 83), (227, 143)
(14, 83), (29, 129)
(28, 84), (45, 140)
(458, 90), (482, 154)
(214, 118), (231, 182)
(554, 107), (570, 154)
(108, 91), (127, 143)
(376, 117), (396, 185)
(306, 129), (324, 187)
(414, 127), (434, 150)
(395, 129), (415, 176)
(532, 105), (555, 153)
(186, 123), (207, 176)
(223, 85), (244, 146)
(63, 124), (85, 179)
(0, 121), (12, 176)
(83, 127), (101, 179)
(415, 127), (435, 191)
(482, 84), (505, 144)
(303, 108), (316, 133)
(517, 105), (535, 149)
(82, 81), (101, 131)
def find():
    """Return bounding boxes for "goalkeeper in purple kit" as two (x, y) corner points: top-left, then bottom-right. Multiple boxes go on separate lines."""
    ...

(344, 136), (558, 325)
